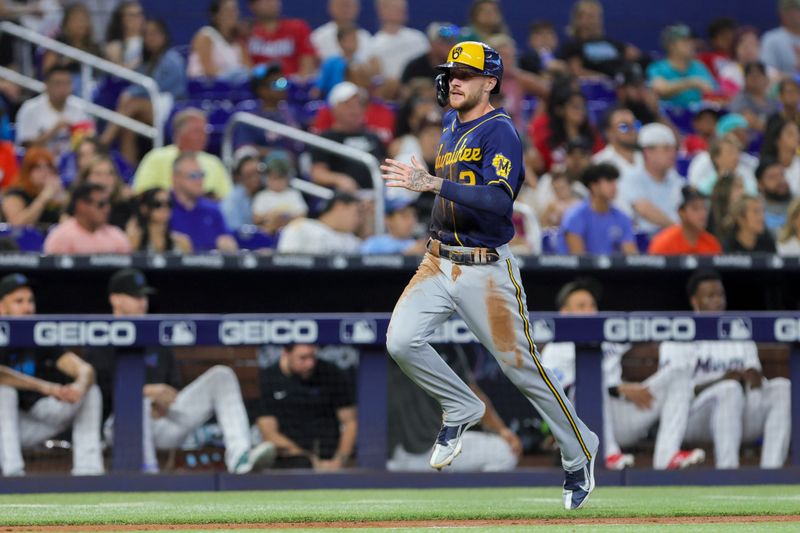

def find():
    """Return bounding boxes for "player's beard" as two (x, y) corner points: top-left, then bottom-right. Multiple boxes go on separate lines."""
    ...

(450, 88), (483, 113)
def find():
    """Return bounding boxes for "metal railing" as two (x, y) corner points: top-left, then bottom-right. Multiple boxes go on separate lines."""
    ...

(222, 112), (385, 234)
(0, 21), (164, 148)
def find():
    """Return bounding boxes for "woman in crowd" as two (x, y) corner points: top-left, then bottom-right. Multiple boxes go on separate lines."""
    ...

(187, 0), (249, 80)
(777, 198), (800, 255)
(127, 187), (192, 253)
(1, 147), (66, 231)
(760, 116), (800, 196)
(42, 3), (102, 93)
(693, 134), (757, 195)
(708, 172), (744, 240)
(718, 27), (781, 96)
(74, 156), (133, 229)
(99, 19), (187, 164)
(463, 0), (509, 43)
(104, 1), (145, 69)
(722, 194), (776, 253)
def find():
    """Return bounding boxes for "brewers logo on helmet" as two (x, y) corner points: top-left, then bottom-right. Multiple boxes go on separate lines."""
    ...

(434, 41), (504, 107)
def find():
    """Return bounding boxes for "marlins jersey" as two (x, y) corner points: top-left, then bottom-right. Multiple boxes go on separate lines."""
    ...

(659, 341), (761, 385)
(431, 107), (523, 248)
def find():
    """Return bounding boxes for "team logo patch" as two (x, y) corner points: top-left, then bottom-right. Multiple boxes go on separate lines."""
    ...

(452, 46), (462, 59)
(492, 153), (511, 178)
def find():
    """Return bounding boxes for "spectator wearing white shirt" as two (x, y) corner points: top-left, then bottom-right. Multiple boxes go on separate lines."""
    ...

(777, 198), (800, 255)
(221, 155), (264, 232)
(252, 152), (308, 235)
(15, 66), (90, 159)
(367, 0), (430, 99)
(592, 106), (643, 176)
(688, 117), (759, 197)
(277, 192), (361, 254)
(760, 0), (800, 75)
(616, 123), (684, 236)
(310, 0), (371, 60)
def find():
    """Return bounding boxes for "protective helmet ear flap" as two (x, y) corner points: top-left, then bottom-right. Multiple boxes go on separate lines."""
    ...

(435, 73), (449, 107)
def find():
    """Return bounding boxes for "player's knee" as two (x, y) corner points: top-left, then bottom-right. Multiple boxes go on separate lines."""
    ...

(769, 377), (791, 405)
(715, 379), (745, 405)
(206, 364), (237, 384)
(386, 325), (416, 360)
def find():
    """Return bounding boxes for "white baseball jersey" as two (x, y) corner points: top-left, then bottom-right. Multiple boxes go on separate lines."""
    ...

(660, 341), (761, 385)
(539, 342), (630, 391)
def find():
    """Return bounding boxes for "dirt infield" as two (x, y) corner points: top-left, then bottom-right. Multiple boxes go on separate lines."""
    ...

(3, 515), (800, 531)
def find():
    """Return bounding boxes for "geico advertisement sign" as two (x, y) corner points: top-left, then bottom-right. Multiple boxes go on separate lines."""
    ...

(34, 321), (136, 346)
(774, 318), (800, 342)
(603, 317), (696, 342)
(220, 320), (318, 345)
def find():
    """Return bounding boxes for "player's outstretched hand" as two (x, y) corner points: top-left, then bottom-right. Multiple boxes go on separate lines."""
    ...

(381, 156), (443, 193)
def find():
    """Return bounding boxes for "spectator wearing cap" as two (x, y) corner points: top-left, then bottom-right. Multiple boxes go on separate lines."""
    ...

(722, 194), (777, 253)
(761, 0), (800, 75)
(401, 22), (461, 85)
(755, 158), (793, 235)
(169, 152), (238, 253)
(615, 62), (662, 126)
(646, 24), (718, 109)
(276, 192), (362, 254)
(246, 0), (315, 77)
(233, 64), (301, 156)
(221, 155), (264, 231)
(697, 17), (737, 79)
(557, 163), (636, 255)
(252, 151), (308, 234)
(688, 115), (759, 195)
(0, 273), (104, 477)
(43, 182), (131, 254)
(311, 80), (396, 145)
(648, 186), (722, 255)
(315, 25), (374, 98)
(519, 20), (562, 75)
(557, 0), (635, 79)
(310, 82), (388, 191)
(617, 123), (684, 236)
(760, 116), (800, 196)
(133, 108), (232, 200)
(360, 198), (425, 254)
(366, 0), (429, 99)
(592, 106), (644, 176)
(729, 62), (779, 134)
(310, 0), (371, 61)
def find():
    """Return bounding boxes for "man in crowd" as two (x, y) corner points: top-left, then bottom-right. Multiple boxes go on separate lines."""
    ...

(277, 191), (362, 254)
(16, 66), (90, 158)
(84, 269), (275, 474)
(43, 183), (131, 254)
(0, 274), (104, 476)
(310, 82), (387, 191)
(360, 197), (426, 254)
(755, 158), (793, 235)
(247, 0), (316, 77)
(648, 186), (722, 255)
(310, 0), (371, 60)
(592, 106), (643, 177)
(221, 155), (264, 232)
(401, 22), (461, 85)
(761, 0), (800, 75)
(169, 152), (238, 253)
(660, 270), (791, 469)
(558, 163), (637, 255)
(617, 123), (684, 236)
(257, 344), (357, 470)
(540, 279), (705, 470)
(133, 109), (232, 200)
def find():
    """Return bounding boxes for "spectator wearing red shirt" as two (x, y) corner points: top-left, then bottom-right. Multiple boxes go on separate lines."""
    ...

(311, 82), (396, 145)
(681, 106), (719, 157)
(697, 17), (737, 80)
(246, 0), (316, 77)
(648, 185), (722, 255)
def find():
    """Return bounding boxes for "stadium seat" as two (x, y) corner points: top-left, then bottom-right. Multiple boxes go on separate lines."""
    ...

(0, 224), (45, 251)
(540, 227), (560, 254)
(580, 80), (616, 102)
(635, 231), (650, 253)
(187, 78), (254, 103)
(675, 156), (692, 177)
(235, 224), (278, 251)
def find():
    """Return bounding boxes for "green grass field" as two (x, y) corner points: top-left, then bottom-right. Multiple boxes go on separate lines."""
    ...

(0, 486), (798, 532)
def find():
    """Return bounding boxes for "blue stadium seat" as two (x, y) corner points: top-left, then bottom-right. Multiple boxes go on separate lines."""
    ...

(580, 80), (617, 102)
(0, 224), (44, 251)
(675, 156), (692, 177)
(540, 227), (560, 254)
(587, 99), (611, 127)
(664, 106), (694, 135)
(187, 78), (254, 103)
(635, 231), (651, 253)
(235, 224), (278, 251)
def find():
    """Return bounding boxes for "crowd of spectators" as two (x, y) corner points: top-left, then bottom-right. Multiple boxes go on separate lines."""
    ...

(1, 0), (800, 257)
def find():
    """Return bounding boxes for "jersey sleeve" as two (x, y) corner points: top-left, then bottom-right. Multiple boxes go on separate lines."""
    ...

(743, 341), (762, 371)
(481, 120), (523, 198)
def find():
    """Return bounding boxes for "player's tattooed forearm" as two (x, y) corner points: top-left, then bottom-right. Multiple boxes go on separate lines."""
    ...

(409, 168), (441, 192)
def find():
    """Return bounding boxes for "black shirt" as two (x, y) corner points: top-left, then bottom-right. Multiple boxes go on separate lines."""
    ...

(0, 347), (67, 410)
(83, 346), (182, 420)
(518, 51), (543, 74)
(258, 359), (354, 459)
(558, 38), (626, 77)
(722, 232), (777, 254)
(3, 187), (63, 232)
(401, 53), (437, 84)
(310, 129), (386, 189)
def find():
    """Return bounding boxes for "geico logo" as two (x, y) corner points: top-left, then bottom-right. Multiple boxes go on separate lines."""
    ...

(429, 320), (478, 344)
(603, 317), (695, 342)
(220, 320), (318, 345)
(34, 321), (136, 346)
(774, 318), (800, 342)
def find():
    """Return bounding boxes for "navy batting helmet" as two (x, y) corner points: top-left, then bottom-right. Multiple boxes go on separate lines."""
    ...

(434, 41), (503, 106)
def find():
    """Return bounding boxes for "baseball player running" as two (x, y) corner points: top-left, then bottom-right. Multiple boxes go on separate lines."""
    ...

(382, 41), (599, 510)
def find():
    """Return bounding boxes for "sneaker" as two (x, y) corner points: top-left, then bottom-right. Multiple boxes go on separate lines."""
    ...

(605, 453), (634, 470)
(563, 454), (596, 510)
(429, 420), (478, 471)
(666, 448), (705, 470)
(233, 442), (277, 474)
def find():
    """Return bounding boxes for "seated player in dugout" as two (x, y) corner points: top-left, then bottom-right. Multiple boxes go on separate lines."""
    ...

(387, 344), (522, 472)
(83, 269), (275, 474)
(540, 278), (706, 470)
(0, 273), (104, 476)
(257, 344), (357, 471)
(659, 269), (791, 469)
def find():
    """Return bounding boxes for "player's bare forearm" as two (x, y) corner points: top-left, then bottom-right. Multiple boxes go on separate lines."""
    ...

(334, 406), (358, 462)
(56, 352), (95, 390)
(0, 365), (59, 395)
(256, 416), (306, 456)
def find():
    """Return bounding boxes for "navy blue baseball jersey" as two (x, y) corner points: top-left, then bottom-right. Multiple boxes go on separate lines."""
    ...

(430, 107), (524, 248)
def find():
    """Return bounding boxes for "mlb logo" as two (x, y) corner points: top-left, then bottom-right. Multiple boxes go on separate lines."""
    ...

(159, 321), (197, 346)
(340, 319), (378, 344)
(718, 317), (752, 340)
(532, 319), (555, 343)
(0, 322), (9, 346)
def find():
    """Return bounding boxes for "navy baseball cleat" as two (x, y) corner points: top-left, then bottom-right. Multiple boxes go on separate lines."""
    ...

(429, 420), (478, 470)
(562, 453), (596, 510)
